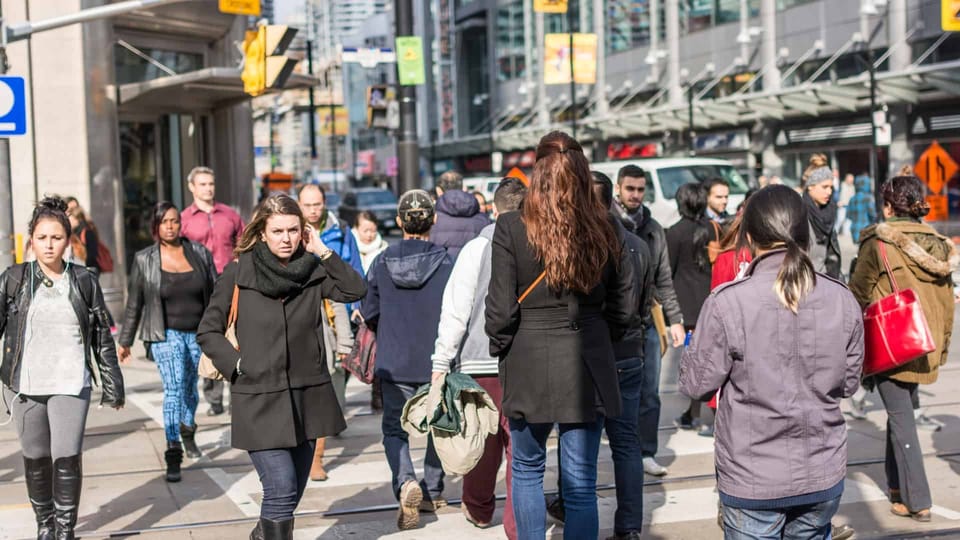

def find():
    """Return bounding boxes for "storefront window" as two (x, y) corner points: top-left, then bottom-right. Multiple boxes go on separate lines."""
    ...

(685, 0), (713, 33)
(912, 34), (960, 65)
(776, 0), (816, 8)
(716, 0), (760, 24)
(114, 45), (203, 85)
(607, 1), (651, 54)
(495, 1), (526, 81)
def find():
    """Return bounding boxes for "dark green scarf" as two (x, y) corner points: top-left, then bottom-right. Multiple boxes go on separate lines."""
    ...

(252, 241), (319, 298)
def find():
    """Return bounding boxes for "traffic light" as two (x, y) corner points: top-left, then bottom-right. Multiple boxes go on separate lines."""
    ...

(241, 23), (298, 96)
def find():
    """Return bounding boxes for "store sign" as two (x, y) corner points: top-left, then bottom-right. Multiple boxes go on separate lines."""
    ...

(356, 150), (376, 176)
(219, 0), (260, 16)
(694, 131), (749, 153)
(534, 0), (568, 13)
(543, 33), (598, 85)
(318, 106), (349, 136)
(607, 141), (660, 160)
(915, 141), (959, 222)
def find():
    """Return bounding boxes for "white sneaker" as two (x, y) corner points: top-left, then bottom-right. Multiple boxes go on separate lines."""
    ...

(643, 457), (668, 476)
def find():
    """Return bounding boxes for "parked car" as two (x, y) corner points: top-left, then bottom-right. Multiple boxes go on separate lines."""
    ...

(338, 188), (400, 231)
(591, 157), (750, 227)
(324, 191), (341, 216)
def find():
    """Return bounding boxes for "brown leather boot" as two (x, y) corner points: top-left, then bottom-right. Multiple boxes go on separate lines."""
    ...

(309, 439), (327, 481)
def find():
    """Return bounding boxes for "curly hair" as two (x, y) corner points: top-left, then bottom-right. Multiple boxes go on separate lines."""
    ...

(29, 196), (71, 237)
(880, 175), (930, 220)
(522, 131), (620, 294)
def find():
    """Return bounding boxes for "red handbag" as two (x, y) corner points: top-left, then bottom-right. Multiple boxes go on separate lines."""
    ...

(862, 242), (936, 376)
(343, 323), (377, 384)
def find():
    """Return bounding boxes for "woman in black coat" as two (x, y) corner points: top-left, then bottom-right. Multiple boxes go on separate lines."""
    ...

(665, 183), (714, 435)
(485, 131), (636, 540)
(197, 194), (366, 540)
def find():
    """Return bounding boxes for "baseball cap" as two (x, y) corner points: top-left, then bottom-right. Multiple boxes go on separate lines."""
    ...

(398, 189), (435, 223)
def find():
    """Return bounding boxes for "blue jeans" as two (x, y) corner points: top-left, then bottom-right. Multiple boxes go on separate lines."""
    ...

(638, 325), (662, 457)
(381, 380), (445, 501)
(604, 356), (644, 535)
(510, 416), (604, 540)
(720, 496), (840, 540)
(150, 329), (201, 442)
(248, 440), (316, 520)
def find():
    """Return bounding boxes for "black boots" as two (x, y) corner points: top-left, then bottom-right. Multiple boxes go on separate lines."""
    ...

(254, 518), (294, 540)
(164, 442), (183, 483)
(179, 423), (202, 458)
(52, 455), (82, 540)
(23, 456), (55, 540)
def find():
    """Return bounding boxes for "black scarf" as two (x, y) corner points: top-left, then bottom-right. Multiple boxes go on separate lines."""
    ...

(252, 241), (319, 298)
(803, 191), (837, 243)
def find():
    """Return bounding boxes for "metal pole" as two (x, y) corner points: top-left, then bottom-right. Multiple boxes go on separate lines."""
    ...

(329, 66), (338, 192)
(395, 0), (419, 195)
(592, 0), (607, 117)
(536, 11), (549, 126)
(568, 9), (576, 139)
(5, 0), (191, 43)
(868, 49), (879, 200)
(307, 40), (318, 160)
(0, 3), (12, 269)
(666, 0), (682, 106)
(687, 85), (695, 156)
(761, 0), (780, 91)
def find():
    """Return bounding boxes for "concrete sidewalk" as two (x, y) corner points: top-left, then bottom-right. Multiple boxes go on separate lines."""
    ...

(1, 307), (959, 538)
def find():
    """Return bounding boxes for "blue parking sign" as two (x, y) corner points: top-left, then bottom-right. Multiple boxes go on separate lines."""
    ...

(0, 77), (27, 136)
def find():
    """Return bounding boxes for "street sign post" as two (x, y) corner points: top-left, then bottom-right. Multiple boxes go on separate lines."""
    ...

(0, 77), (27, 136)
(915, 141), (959, 222)
(395, 37), (426, 86)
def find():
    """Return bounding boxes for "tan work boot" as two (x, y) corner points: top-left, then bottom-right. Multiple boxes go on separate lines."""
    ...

(309, 438), (327, 481)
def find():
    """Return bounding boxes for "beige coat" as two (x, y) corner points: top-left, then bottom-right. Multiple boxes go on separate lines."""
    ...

(849, 221), (958, 384)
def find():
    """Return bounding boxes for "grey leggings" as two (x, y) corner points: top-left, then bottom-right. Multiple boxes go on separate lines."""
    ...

(2, 386), (91, 460)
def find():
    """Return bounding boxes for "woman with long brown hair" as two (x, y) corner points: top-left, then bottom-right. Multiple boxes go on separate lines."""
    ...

(198, 194), (366, 540)
(486, 131), (636, 540)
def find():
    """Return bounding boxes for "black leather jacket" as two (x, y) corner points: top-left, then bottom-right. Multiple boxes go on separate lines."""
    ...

(0, 262), (124, 406)
(119, 239), (216, 347)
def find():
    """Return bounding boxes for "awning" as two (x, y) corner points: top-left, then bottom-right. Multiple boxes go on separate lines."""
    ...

(117, 67), (321, 113)
(487, 59), (960, 151)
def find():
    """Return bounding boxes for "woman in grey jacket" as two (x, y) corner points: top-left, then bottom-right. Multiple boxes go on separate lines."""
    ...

(680, 185), (864, 539)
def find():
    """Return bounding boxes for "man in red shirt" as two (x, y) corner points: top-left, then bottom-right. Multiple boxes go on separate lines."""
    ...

(180, 166), (245, 415)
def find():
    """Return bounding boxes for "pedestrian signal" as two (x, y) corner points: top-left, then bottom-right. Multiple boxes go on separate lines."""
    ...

(242, 24), (298, 96)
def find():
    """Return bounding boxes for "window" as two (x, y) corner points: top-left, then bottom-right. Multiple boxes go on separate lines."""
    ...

(495, 1), (526, 81)
(114, 45), (203, 85)
(776, 0), (816, 8)
(656, 164), (749, 199)
(607, 1), (651, 54)
(912, 34), (960, 65)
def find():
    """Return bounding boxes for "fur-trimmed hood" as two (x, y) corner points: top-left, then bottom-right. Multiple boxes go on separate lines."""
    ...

(861, 221), (960, 277)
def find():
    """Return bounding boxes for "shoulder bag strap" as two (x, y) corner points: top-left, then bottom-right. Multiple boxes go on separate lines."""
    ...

(878, 241), (900, 294)
(517, 271), (547, 304)
(227, 285), (240, 326)
(711, 220), (721, 241)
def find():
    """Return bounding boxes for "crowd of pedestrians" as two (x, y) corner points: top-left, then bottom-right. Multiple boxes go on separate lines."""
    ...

(0, 134), (956, 540)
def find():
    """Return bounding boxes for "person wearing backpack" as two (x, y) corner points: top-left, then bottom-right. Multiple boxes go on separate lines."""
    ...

(1, 197), (124, 540)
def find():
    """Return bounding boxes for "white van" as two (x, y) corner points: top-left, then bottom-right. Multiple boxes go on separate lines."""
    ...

(462, 176), (502, 205)
(591, 157), (751, 227)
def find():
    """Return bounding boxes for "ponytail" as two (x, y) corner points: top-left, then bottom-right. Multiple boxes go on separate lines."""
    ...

(773, 240), (816, 313)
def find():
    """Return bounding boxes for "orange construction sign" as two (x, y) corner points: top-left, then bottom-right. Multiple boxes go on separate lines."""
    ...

(915, 141), (959, 222)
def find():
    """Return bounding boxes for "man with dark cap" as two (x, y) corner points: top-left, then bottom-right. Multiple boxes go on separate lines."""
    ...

(361, 189), (454, 531)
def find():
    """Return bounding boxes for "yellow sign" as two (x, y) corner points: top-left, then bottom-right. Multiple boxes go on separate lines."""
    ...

(534, 0), (567, 13)
(543, 33), (598, 85)
(943, 0), (960, 31)
(219, 0), (261, 16)
(915, 141), (959, 222)
(319, 107), (349, 137)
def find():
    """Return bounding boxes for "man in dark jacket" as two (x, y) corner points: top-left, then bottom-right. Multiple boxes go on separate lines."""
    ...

(431, 171), (490, 259)
(360, 189), (454, 531)
(598, 171), (655, 539)
(615, 164), (684, 477)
